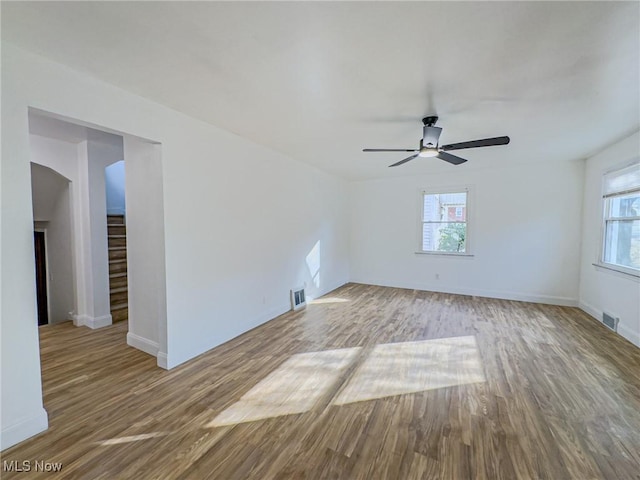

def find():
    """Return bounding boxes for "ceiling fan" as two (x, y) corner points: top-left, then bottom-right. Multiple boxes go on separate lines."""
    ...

(363, 116), (510, 167)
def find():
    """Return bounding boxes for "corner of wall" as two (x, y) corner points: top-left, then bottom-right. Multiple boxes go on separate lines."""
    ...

(157, 352), (168, 370)
(1, 408), (48, 451)
(577, 131), (640, 349)
(579, 300), (640, 348)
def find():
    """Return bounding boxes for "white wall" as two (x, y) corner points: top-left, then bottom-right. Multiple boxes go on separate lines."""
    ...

(30, 163), (74, 323)
(29, 136), (83, 322)
(162, 130), (350, 366)
(124, 138), (167, 362)
(30, 163), (68, 222)
(83, 131), (124, 327)
(579, 131), (640, 347)
(1, 43), (350, 449)
(350, 161), (585, 305)
(105, 160), (125, 215)
(28, 131), (120, 329)
(1, 53), (49, 451)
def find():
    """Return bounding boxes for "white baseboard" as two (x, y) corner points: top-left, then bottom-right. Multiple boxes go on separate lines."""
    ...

(618, 323), (640, 347)
(127, 332), (159, 357)
(161, 280), (350, 370)
(1, 407), (48, 451)
(164, 303), (302, 370)
(72, 313), (84, 327)
(260, 302), (292, 323)
(350, 278), (578, 307)
(579, 300), (640, 348)
(308, 279), (349, 302)
(578, 300), (600, 321)
(72, 314), (112, 329)
(86, 314), (112, 329)
(157, 352), (168, 370)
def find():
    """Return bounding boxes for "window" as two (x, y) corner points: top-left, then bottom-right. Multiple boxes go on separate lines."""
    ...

(601, 162), (640, 275)
(420, 187), (470, 254)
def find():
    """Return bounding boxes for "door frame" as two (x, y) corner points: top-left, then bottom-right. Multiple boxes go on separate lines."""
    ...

(33, 226), (51, 326)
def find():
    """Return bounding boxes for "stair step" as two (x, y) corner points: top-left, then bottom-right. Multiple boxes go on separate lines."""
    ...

(110, 280), (127, 290)
(109, 261), (127, 274)
(108, 237), (126, 248)
(110, 292), (128, 305)
(108, 248), (127, 261)
(106, 213), (128, 286)
(110, 279), (127, 289)
(111, 302), (128, 311)
(108, 225), (126, 236)
(112, 307), (128, 323)
(107, 214), (125, 223)
(110, 288), (128, 298)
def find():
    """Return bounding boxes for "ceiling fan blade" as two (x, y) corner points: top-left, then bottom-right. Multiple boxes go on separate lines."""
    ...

(389, 154), (418, 167)
(441, 136), (510, 151)
(363, 148), (418, 152)
(437, 151), (468, 165)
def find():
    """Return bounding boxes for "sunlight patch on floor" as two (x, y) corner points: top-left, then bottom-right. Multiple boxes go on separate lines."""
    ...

(309, 297), (350, 304)
(97, 431), (170, 446)
(333, 336), (485, 405)
(207, 347), (361, 427)
(207, 336), (485, 427)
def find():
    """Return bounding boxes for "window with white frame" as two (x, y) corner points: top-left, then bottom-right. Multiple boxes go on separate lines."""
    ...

(420, 187), (470, 254)
(601, 162), (640, 275)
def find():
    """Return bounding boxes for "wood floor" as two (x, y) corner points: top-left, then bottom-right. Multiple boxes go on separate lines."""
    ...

(3, 283), (640, 479)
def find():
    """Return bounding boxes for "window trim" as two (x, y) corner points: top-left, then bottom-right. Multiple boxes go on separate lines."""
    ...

(416, 185), (474, 256)
(596, 159), (640, 277)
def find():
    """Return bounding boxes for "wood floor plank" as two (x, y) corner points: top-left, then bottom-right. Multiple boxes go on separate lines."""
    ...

(3, 283), (640, 479)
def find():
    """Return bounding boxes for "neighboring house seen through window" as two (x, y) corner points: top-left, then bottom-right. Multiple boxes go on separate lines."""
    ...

(420, 187), (470, 254)
(601, 162), (640, 275)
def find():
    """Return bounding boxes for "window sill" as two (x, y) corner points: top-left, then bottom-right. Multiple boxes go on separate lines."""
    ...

(415, 251), (474, 257)
(592, 263), (640, 280)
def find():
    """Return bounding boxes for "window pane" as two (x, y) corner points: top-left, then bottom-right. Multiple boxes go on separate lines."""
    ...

(608, 193), (640, 218)
(423, 222), (466, 253)
(423, 192), (467, 222)
(604, 219), (640, 269)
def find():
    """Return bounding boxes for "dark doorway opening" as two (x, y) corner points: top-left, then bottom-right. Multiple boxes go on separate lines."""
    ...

(34, 231), (48, 325)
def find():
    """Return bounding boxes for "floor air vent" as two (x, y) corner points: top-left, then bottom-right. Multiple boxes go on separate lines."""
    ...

(291, 287), (306, 311)
(602, 312), (619, 332)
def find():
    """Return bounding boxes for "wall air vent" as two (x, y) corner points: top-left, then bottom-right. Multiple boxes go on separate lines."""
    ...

(291, 287), (306, 311)
(602, 312), (619, 332)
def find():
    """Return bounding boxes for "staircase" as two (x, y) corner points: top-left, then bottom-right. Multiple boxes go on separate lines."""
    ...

(107, 215), (128, 322)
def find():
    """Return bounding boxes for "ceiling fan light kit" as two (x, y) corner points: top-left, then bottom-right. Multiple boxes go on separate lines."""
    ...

(363, 116), (510, 167)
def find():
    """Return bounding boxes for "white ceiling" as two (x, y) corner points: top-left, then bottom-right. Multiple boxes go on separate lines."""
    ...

(3, 2), (639, 180)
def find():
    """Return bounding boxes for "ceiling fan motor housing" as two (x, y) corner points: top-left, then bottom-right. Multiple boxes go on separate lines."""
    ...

(422, 126), (443, 148)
